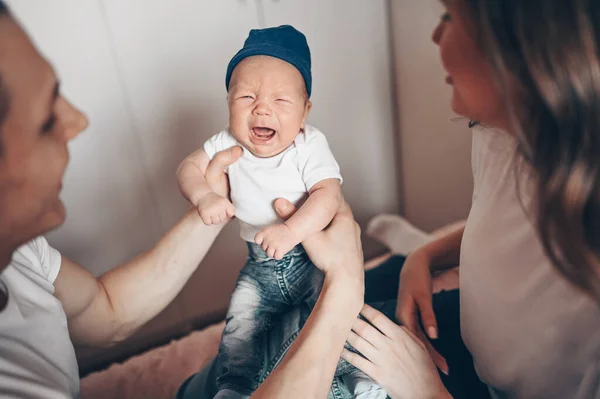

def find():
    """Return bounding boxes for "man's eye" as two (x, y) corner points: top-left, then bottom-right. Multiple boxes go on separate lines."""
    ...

(441, 12), (451, 22)
(41, 115), (56, 134)
(240, 95), (254, 100)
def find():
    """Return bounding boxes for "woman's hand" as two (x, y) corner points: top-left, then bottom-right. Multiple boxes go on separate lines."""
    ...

(274, 199), (364, 295)
(396, 249), (448, 373)
(342, 305), (452, 399)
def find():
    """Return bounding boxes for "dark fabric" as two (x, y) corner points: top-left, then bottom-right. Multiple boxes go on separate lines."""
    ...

(225, 25), (312, 97)
(364, 255), (490, 399)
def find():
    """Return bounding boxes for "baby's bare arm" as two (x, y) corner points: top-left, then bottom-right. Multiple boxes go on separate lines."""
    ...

(176, 148), (214, 206)
(285, 178), (342, 241)
(177, 148), (236, 225)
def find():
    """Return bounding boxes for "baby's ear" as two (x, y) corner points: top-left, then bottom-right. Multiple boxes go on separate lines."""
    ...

(302, 100), (313, 124)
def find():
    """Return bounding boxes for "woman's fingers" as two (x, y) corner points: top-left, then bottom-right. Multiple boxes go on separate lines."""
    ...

(415, 293), (438, 339)
(352, 317), (387, 348)
(360, 304), (402, 340)
(341, 349), (377, 379)
(414, 326), (449, 374)
(396, 293), (418, 331)
(359, 304), (449, 374)
(347, 330), (379, 363)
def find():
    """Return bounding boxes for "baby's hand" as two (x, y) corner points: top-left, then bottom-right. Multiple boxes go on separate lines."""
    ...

(255, 224), (301, 260)
(196, 192), (235, 225)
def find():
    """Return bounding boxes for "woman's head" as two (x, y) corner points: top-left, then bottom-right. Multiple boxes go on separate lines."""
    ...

(435, 0), (600, 298)
(0, 6), (87, 258)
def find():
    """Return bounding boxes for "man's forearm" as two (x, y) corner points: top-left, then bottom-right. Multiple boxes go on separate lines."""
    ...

(82, 209), (225, 345)
(252, 273), (363, 399)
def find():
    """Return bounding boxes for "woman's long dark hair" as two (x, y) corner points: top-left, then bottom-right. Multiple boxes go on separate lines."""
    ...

(464, 0), (600, 298)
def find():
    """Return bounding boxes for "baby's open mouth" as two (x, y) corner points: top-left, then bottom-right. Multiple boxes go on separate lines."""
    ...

(251, 127), (276, 141)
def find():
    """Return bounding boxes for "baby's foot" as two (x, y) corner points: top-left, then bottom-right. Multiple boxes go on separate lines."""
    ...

(255, 224), (300, 260)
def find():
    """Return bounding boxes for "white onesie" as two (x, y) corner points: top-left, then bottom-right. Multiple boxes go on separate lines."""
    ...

(203, 124), (342, 242)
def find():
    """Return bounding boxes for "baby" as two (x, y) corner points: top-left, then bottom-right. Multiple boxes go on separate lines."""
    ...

(177, 25), (386, 399)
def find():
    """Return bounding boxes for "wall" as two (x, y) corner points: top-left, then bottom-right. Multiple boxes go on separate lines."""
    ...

(391, 0), (474, 232)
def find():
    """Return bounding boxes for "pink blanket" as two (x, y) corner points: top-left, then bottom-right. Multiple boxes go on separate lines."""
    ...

(81, 322), (224, 399)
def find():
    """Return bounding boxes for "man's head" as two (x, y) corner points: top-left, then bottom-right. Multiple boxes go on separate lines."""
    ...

(0, 4), (88, 257)
(225, 25), (312, 158)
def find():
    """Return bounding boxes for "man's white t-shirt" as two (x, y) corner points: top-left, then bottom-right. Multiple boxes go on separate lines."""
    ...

(0, 237), (78, 398)
(203, 125), (343, 242)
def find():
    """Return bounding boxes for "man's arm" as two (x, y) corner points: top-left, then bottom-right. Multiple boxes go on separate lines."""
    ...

(54, 146), (243, 347)
(54, 209), (225, 347)
(253, 273), (362, 398)
(252, 200), (364, 398)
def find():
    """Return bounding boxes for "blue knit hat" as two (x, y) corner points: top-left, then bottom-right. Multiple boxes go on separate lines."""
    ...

(225, 25), (312, 98)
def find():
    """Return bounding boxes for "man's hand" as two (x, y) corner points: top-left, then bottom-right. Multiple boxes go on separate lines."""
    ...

(192, 145), (242, 225)
(205, 146), (243, 199)
(274, 199), (363, 289)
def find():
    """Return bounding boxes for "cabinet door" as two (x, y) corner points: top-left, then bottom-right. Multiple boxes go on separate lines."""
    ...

(5, 0), (163, 276)
(259, 0), (400, 229)
(101, 0), (261, 332)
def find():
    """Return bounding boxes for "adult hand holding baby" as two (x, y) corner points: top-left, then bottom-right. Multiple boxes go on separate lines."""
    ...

(273, 198), (364, 292)
(196, 146), (243, 225)
(177, 145), (243, 226)
(204, 146), (243, 199)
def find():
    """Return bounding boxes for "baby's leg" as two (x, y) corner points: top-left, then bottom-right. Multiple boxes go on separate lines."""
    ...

(215, 262), (286, 396)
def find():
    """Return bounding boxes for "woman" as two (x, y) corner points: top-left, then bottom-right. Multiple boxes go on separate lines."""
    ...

(0, 3), (365, 398)
(344, 0), (600, 398)
(181, 0), (600, 398)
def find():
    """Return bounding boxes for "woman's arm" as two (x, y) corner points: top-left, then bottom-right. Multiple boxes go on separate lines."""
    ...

(252, 199), (365, 399)
(418, 222), (465, 272)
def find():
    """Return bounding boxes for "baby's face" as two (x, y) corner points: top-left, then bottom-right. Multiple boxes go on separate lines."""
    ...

(228, 56), (311, 158)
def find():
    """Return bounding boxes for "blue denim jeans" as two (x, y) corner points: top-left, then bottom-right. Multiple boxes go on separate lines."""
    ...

(177, 306), (386, 399)
(177, 255), (490, 399)
(210, 243), (385, 398)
